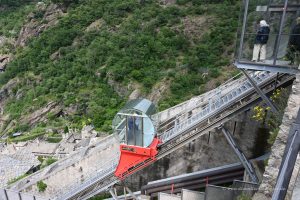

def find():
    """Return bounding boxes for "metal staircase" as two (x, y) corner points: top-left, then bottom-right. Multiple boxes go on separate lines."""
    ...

(159, 71), (271, 143)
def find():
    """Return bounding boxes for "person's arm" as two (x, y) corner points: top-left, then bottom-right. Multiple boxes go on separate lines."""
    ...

(256, 27), (263, 42)
(257, 27), (263, 35)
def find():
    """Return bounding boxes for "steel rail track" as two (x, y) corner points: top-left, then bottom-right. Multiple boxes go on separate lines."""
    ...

(62, 73), (294, 200)
(157, 74), (294, 159)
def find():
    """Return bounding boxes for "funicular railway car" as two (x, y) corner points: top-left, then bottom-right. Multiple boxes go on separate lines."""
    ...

(112, 99), (161, 180)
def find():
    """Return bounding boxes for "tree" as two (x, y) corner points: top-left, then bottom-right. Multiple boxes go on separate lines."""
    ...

(51, 0), (79, 7)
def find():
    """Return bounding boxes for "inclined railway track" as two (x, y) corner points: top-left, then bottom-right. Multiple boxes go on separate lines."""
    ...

(57, 72), (294, 200)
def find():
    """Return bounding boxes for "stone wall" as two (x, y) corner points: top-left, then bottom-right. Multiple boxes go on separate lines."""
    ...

(253, 72), (300, 200)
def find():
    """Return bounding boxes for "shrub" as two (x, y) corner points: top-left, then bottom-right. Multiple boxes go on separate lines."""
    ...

(46, 157), (58, 166)
(47, 137), (62, 143)
(237, 193), (252, 200)
(37, 181), (47, 192)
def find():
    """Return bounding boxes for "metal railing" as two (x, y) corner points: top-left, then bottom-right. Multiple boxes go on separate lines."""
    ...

(10, 70), (292, 200)
(55, 155), (120, 200)
(159, 71), (273, 143)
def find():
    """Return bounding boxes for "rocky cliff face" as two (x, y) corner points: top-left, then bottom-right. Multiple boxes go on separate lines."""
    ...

(16, 3), (64, 47)
(0, 54), (11, 71)
(0, 2), (66, 135)
(0, 78), (20, 134)
(253, 73), (300, 200)
(0, 2), (64, 72)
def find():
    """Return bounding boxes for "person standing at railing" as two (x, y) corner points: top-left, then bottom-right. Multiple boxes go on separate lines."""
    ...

(252, 20), (270, 62)
(287, 17), (300, 65)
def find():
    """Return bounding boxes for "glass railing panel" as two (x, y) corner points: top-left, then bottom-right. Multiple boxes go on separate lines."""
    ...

(235, 0), (300, 72)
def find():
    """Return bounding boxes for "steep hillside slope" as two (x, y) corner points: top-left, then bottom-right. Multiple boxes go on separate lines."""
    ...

(0, 0), (240, 139)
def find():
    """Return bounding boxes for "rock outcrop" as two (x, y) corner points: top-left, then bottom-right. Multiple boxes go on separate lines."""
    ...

(147, 78), (171, 104)
(16, 3), (64, 47)
(159, 0), (176, 6)
(20, 101), (62, 126)
(85, 19), (104, 32)
(0, 3), (64, 73)
(0, 54), (11, 71)
(106, 72), (136, 97)
(0, 78), (20, 132)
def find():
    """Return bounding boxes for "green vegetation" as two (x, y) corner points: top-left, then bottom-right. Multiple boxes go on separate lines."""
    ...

(0, 0), (240, 135)
(0, 2), (36, 54)
(89, 194), (111, 200)
(237, 193), (252, 200)
(1, 0), (32, 7)
(9, 127), (46, 142)
(47, 136), (62, 143)
(267, 128), (279, 146)
(46, 131), (63, 143)
(0, 2), (35, 38)
(39, 157), (58, 168)
(37, 180), (47, 192)
(252, 88), (290, 147)
(45, 157), (58, 166)
(8, 173), (29, 185)
(38, 155), (44, 163)
(50, 0), (79, 7)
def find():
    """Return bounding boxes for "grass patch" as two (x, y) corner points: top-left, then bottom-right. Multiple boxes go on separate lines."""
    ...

(40, 157), (58, 169)
(8, 173), (29, 185)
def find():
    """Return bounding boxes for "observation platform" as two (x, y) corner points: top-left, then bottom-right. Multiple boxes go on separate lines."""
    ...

(235, 0), (300, 74)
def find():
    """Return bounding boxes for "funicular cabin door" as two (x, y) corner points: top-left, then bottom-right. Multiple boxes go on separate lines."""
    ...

(126, 116), (144, 147)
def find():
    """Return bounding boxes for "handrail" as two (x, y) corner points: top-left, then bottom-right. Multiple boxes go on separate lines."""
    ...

(159, 71), (273, 143)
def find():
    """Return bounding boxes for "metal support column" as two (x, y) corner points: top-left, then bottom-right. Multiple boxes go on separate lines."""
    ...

(123, 187), (127, 200)
(3, 189), (8, 200)
(241, 69), (278, 114)
(125, 187), (139, 200)
(238, 0), (250, 60)
(272, 0), (289, 65)
(109, 187), (119, 200)
(272, 108), (300, 200)
(220, 126), (259, 183)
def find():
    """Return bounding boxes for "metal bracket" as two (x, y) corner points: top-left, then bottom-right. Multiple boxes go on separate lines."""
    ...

(220, 125), (259, 183)
(241, 69), (279, 114)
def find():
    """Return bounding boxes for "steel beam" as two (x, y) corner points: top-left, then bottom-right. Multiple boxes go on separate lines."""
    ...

(109, 187), (119, 200)
(272, 0), (289, 65)
(235, 61), (300, 74)
(238, 0), (249, 60)
(4, 189), (8, 200)
(125, 187), (139, 200)
(220, 126), (259, 183)
(241, 69), (278, 114)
